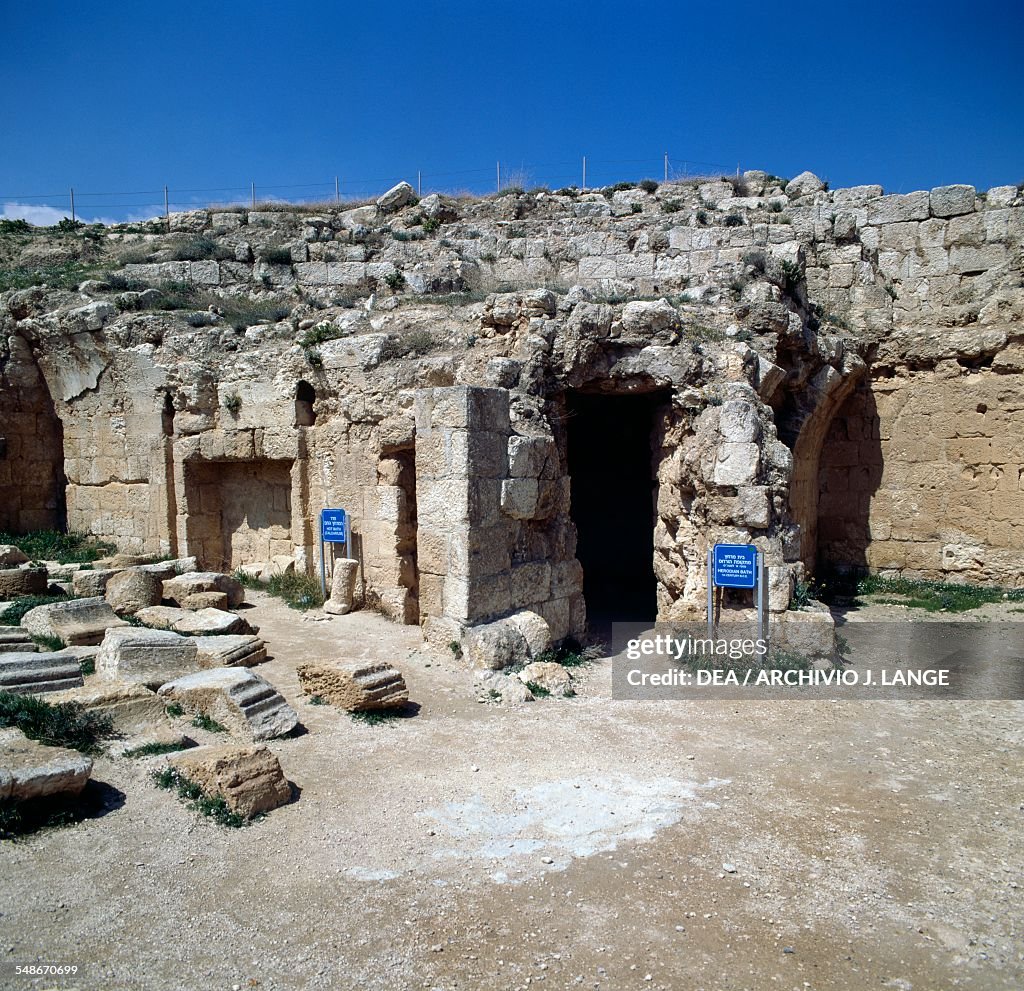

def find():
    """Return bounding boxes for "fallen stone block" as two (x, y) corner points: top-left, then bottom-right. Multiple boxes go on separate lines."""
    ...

(259, 556), (295, 583)
(0, 727), (92, 802)
(179, 591), (229, 611)
(162, 572), (245, 609)
(0, 545), (29, 567)
(0, 567), (48, 598)
(41, 562), (84, 581)
(0, 652), (84, 695)
(297, 660), (408, 712)
(0, 626), (35, 653)
(71, 568), (118, 597)
(105, 568), (164, 615)
(47, 680), (166, 734)
(193, 635), (267, 668)
(96, 627), (200, 688)
(21, 597), (128, 647)
(517, 661), (572, 696)
(136, 606), (257, 637)
(169, 744), (291, 818)
(158, 667), (299, 740)
(475, 669), (534, 705)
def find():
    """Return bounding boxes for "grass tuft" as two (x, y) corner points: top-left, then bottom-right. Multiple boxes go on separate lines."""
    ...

(124, 740), (188, 758)
(0, 530), (115, 564)
(856, 575), (1024, 613)
(190, 713), (227, 733)
(0, 596), (69, 627)
(0, 690), (113, 754)
(151, 767), (246, 827)
(349, 709), (405, 726)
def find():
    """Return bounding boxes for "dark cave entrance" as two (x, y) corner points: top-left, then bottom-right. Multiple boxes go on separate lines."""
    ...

(566, 390), (666, 626)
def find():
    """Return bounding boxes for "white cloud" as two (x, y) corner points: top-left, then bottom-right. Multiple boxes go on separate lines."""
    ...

(1, 201), (164, 227)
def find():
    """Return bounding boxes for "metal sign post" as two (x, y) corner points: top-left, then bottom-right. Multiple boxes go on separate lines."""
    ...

(319, 508), (348, 598)
(708, 543), (769, 645)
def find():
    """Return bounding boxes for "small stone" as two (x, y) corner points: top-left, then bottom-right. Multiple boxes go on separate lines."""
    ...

(541, 856), (554, 865)
(723, 862), (737, 873)
(783, 946), (795, 954)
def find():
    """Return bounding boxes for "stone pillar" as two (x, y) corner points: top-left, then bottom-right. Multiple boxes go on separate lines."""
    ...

(324, 558), (359, 615)
(414, 386), (512, 645)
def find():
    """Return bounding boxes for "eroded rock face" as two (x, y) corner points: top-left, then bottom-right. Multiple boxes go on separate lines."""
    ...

(169, 745), (291, 818)
(297, 661), (408, 712)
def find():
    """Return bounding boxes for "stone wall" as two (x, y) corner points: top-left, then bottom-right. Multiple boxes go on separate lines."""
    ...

(0, 334), (65, 533)
(819, 360), (1024, 586)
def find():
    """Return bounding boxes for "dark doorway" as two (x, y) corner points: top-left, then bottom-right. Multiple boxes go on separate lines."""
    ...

(566, 391), (665, 625)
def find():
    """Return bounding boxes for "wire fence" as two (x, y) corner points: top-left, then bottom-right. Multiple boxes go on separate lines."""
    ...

(0, 154), (750, 225)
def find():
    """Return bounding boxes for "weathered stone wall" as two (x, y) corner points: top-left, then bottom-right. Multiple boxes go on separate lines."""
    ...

(819, 359), (1024, 586)
(1, 169), (1021, 644)
(0, 334), (65, 532)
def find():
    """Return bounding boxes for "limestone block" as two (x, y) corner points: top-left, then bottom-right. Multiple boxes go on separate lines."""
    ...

(832, 184), (883, 206)
(47, 681), (165, 734)
(0, 626), (33, 653)
(0, 546), (29, 567)
(0, 567), (47, 598)
(72, 568), (118, 597)
(501, 478), (540, 519)
(179, 591), (229, 610)
(135, 606), (258, 637)
(866, 192), (930, 225)
(0, 652), (84, 695)
(162, 572), (245, 608)
(96, 627), (200, 688)
(619, 299), (679, 335)
(930, 184), (976, 218)
(517, 661), (572, 696)
(772, 607), (835, 658)
(104, 568), (164, 616)
(296, 660), (408, 711)
(474, 670), (534, 705)
(158, 667), (298, 740)
(377, 181), (416, 212)
(324, 558), (359, 616)
(169, 745), (291, 818)
(786, 171), (825, 198)
(734, 487), (771, 528)
(505, 610), (553, 657)
(0, 728), (92, 802)
(719, 400), (761, 442)
(986, 185), (1018, 208)
(507, 435), (555, 479)
(713, 443), (760, 486)
(21, 597), (128, 647)
(192, 635), (268, 668)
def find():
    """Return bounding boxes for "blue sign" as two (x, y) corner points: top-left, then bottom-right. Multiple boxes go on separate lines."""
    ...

(321, 508), (348, 544)
(713, 543), (758, 589)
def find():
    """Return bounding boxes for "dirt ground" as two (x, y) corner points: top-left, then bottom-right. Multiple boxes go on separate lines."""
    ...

(1, 592), (1022, 991)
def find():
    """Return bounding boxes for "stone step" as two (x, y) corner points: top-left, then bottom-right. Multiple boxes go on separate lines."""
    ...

(135, 606), (258, 637)
(0, 652), (84, 695)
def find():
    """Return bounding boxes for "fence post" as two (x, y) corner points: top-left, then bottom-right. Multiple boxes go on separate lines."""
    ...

(335, 176), (340, 204)
(164, 186), (169, 229)
(582, 156), (586, 190)
(664, 152), (668, 183)
(251, 182), (256, 209)
(69, 187), (75, 224)
(496, 161), (501, 193)
(417, 170), (421, 197)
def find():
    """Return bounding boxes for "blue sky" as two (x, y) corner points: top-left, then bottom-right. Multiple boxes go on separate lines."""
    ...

(1, 0), (1021, 223)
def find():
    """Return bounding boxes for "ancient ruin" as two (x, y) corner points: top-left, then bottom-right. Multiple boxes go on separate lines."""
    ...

(1, 171), (1021, 654)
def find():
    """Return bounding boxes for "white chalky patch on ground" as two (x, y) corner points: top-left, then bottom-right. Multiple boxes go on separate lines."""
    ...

(420, 774), (728, 878)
